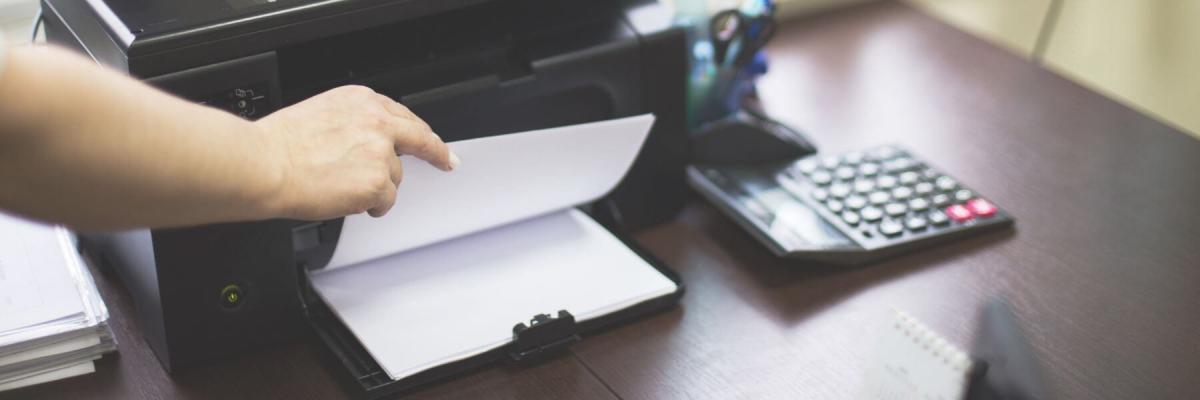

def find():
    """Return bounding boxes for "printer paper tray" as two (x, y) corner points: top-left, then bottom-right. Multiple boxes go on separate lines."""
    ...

(298, 209), (683, 399)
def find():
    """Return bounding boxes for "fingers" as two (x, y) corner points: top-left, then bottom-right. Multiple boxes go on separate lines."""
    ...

(366, 181), (397, 218)
(366, 191), (396, 217)
(372, 94), (460, 172)
(366, 156), (404, 218)
(392, 120), (457, 171)
(376, 93), (419, 121)
(387, 155), (404, 186)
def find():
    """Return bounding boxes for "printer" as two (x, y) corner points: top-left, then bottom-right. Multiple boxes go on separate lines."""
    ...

(42, 0), (688, 396)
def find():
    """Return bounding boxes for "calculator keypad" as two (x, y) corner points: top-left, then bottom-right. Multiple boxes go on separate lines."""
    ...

(779, 146), (1006, 248)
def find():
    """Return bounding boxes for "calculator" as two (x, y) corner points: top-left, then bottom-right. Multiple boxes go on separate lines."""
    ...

(686, 145), (1014, 264)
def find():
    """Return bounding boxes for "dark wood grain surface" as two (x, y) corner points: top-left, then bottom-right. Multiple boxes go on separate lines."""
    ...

(7, 2), (1200, 399)
(572, 3), (1200, 399)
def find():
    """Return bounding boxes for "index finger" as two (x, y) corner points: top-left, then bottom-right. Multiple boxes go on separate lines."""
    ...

(376, 94), (422, 121)
(389, 118), (457, 172)
(374, 95), (459, 171)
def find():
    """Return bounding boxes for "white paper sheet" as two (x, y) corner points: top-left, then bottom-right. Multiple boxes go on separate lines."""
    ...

(325, 114), (656, 269)
(0, 335), (102, 367)
(311, 209), (678, 380)
(0, 214), (86, 334)
(0, 359), (95, 391)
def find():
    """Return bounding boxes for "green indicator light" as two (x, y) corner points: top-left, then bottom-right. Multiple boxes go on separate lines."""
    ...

(220, 284), (244, 310)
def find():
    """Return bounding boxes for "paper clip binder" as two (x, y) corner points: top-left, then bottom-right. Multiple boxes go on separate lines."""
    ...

(508, 311), (581, 364)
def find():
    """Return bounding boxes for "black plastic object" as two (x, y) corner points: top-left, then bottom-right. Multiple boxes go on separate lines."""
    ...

(47, 0), (688, 373)
(508, 311), (582, 363)
(966, 300), (1051, 400)
(686, 144), (1014, 264)
(691, 107), (817, 164)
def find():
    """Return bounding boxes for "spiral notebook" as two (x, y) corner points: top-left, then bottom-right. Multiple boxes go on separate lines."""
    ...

(858, 310), (978, 400)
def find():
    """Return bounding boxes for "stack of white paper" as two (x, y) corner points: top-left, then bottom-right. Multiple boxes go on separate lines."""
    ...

(310, 115), (679, 381)
(0, 213), (116, 392)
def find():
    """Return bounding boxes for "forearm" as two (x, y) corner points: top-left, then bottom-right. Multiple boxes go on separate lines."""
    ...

(0, 45), (283, 230)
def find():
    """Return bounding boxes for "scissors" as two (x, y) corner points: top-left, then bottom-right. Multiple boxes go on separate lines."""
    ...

(709, 9), (777, 69)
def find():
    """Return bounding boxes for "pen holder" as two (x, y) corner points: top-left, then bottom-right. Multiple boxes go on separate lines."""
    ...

(679, 0), (775, 130)
(687, 54), (768, 129)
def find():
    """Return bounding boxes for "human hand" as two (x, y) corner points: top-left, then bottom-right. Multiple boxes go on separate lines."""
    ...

(255, 85), (459, 220)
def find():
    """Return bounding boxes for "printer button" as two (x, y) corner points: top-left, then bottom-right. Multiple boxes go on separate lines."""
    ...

(219, 284), (245, 310)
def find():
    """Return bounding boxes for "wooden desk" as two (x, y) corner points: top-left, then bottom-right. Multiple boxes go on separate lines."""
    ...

(8, 2), (1199, 399)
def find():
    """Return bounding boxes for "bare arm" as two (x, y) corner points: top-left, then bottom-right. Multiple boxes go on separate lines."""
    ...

(0, 45), (457, 230)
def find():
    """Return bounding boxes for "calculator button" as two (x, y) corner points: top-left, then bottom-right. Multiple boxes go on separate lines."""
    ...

(878, 220), (904, 237)
(854, 180), (876, 193)
(945, 204), (974, 222)
(826, 199), (845, 213)
(954, 189), (974, 203)
(914, 182), (934, 195)
(861, 206), (884, 222)
(810, 188), (829, 202)
(858, 163), (881, 177)
(908, 197), (930, 211)
(843, 152), (865, 165)
(885, 202), (908, 217)
(845, 195), (868, 210)
(868, 191), (891, 205)
(931, 193), (951, 206)
(935, 176), (957, 191)
(883, 157), (919, 173)
(898, 171), (921, 185)
(795, 159), (819, 175)
(922, 168), (940, 180)
(927, 210), (950, 226)
(905, 216), (928, 231)
(835, 166), (857, 181)
(830, 183), (852, 198)
(821, 156), (841, 169)
(841, 211), (861, 226)
(891, 186), (914, 200)
(876, 175), (898, 189)
(870, 146), (899, 160)
(811, 170), (833, 185)
(966, 198), (997, 217)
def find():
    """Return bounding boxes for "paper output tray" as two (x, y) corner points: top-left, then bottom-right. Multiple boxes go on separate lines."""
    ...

(297, 210), (684, 399)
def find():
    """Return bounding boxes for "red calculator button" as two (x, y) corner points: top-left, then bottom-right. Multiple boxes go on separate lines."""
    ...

(966, 198), (997, 217)
(945, 204), (974, 222)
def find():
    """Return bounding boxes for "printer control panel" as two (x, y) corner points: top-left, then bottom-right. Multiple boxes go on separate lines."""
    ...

(200, 83), (272, 119)
(144, 52), (282, 122)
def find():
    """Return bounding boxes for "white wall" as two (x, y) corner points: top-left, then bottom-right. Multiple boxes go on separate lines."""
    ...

(906, 0), (1200, 138)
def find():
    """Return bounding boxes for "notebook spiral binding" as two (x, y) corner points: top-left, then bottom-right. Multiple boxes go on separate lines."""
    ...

(891, 309), (975, 374)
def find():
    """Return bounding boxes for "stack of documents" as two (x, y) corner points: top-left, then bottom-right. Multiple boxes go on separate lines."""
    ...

(0, 213), (116, 392)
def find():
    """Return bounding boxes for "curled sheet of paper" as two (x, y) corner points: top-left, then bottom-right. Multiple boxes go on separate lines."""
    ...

(324, 114), (656, 270)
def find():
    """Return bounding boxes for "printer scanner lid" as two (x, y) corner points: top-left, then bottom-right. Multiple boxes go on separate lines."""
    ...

(66, 0), (636, 58)
(90, 0), (487, 39)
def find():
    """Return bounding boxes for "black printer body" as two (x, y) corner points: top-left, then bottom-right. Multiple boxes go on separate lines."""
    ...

(42, 0), (687, 383)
